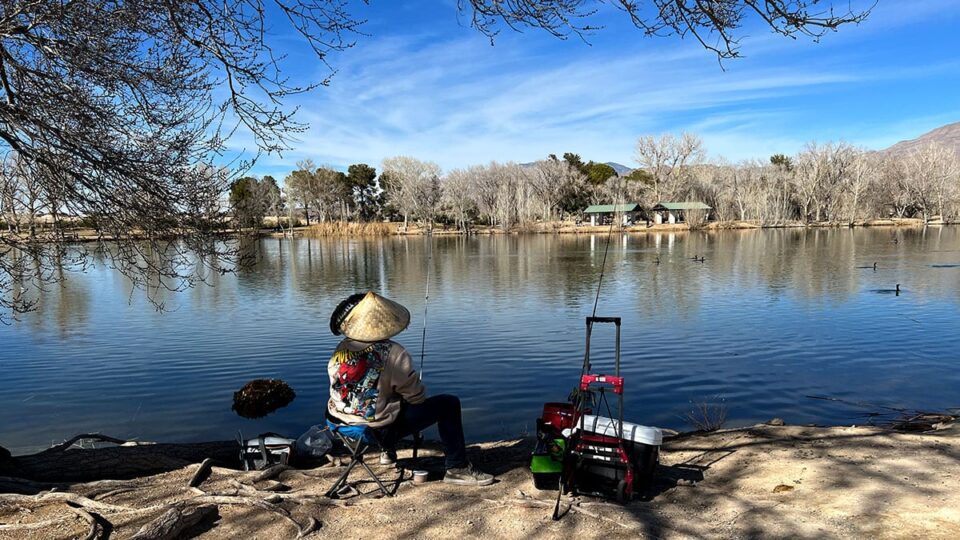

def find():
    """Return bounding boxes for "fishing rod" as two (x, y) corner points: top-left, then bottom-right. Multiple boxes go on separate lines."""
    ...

(591, 210), (617, 318)
(418, 228), (432, 380)
(589, 177), (626, 318)
(555, 178), (625, 520)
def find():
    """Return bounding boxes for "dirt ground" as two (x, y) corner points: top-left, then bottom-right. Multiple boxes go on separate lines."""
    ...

(2, 423), (958, 539)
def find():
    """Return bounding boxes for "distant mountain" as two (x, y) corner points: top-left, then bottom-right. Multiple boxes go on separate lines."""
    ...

(884, 121), (960, 156)
(605, 162), (633, 175)
(520, 160), (633, 176)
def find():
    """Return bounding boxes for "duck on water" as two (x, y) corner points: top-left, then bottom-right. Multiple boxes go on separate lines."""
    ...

(871, 284), (902, 296)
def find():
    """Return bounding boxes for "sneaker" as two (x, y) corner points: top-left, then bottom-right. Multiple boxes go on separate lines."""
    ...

(443, 463), (494, 486)
(379, 450), (397, 466)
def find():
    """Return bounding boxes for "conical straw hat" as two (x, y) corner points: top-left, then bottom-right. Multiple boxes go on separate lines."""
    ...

(339, 291), (410, 342)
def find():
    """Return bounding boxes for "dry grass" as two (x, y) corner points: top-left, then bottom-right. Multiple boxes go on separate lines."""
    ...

(683, 397), (728, 432)
(302, 221), (394, 237)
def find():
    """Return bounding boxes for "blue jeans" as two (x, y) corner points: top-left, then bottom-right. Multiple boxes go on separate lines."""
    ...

(382, 394), (468, 469)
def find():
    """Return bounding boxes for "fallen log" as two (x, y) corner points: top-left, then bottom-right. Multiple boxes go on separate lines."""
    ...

(0, 440), (239, 482)
(128, 504), (217, 540)
(245, 464), (291, 484)
(40, 434), (130, 455)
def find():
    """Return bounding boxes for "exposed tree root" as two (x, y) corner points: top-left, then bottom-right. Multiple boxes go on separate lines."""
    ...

(188, 458), (215, 488)
(67, 504), (106, 540)
(298, 516), (320, 538)
(1, 491), (132, 513)
(128, 503), (217, 540)
(0, 437), (238, 482)
(0, 436), (369, 537)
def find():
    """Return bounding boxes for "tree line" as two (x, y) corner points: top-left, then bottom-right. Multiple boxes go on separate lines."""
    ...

(0, 0), (872, 321)
(226, 133), (960, 231)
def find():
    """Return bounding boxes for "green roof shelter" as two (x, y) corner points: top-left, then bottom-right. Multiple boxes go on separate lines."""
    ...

(583, 203), (642, 226)
(651, 202), (712, 224)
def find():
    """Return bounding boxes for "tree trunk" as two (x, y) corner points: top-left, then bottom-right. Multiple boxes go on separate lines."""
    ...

(850, 191), (860, 225)
(129, 504), (218, 540)
(0, 441), (239, 483)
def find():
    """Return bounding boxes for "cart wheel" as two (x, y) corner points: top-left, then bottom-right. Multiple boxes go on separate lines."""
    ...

(615, 479), (629, 503)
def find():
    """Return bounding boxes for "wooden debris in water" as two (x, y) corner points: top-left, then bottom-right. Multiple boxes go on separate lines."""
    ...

(806, 395), (958, 433)
(232, 379), (296, 419)
(885, 412), (956, 432)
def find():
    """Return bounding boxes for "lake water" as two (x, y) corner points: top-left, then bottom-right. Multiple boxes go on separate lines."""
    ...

(3, 227), (960, 454)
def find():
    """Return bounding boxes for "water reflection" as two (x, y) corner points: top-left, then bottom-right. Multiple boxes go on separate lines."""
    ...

(2, 227), (960, 453)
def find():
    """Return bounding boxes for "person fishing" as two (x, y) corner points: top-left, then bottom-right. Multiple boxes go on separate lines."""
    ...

(327, 291), (494, 486)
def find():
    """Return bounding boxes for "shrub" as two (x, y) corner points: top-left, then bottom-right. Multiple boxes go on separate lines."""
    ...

(684, 396), (728, 432)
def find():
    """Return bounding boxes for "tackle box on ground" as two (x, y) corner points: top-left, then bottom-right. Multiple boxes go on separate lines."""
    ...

(531, 402), (575, 490)
(529, 437), (565, 490)
(569, 415), (662, 495)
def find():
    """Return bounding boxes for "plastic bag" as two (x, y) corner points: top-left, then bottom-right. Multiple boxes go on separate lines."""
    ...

(296, 425), (334, 459)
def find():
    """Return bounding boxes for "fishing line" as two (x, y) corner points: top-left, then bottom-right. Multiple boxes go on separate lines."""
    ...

(590, 178), (625, 318)
(418, 230), (432, 380)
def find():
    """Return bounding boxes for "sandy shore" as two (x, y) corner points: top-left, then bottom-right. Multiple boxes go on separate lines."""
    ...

(2, 422), (958, 539)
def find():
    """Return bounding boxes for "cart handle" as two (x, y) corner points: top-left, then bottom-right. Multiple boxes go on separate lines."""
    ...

(580, 374), (624, 394)
(586, 316), (621, 325)
(582, 316), (622, 377)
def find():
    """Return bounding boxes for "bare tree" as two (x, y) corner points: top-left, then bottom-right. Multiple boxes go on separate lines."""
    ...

(311, 167), (346, 223)
(442, 169), (478, 233)
(488, 162), (518, 228)
(467, 164), (500, 226)
(692, 162), (737, 222)
(876, 156), (912, 219)
(461, 1), (871, 59)
(634, 133), (705, 203)
(0, 158), (14, 232)
(905, 143), (959, 222)
(525, 158), (581, 221)
(842, 148), (875, 225)
(285, 160), (318, 225)
(792, 142), (854, 222)
(0, 1), (368, 319)
(381, 156), (442, 230)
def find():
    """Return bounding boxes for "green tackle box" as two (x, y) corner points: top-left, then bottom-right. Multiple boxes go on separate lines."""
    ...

(530, 438), (565, 490)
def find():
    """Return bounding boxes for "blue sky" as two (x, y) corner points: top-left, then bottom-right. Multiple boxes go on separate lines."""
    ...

(239, 0), (960, 178)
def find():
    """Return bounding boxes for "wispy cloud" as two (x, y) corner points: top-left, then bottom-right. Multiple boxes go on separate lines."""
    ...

(234, 1), (960, 178)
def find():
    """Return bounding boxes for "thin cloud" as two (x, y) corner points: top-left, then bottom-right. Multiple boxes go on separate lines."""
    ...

(233, 2), (960, 178)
